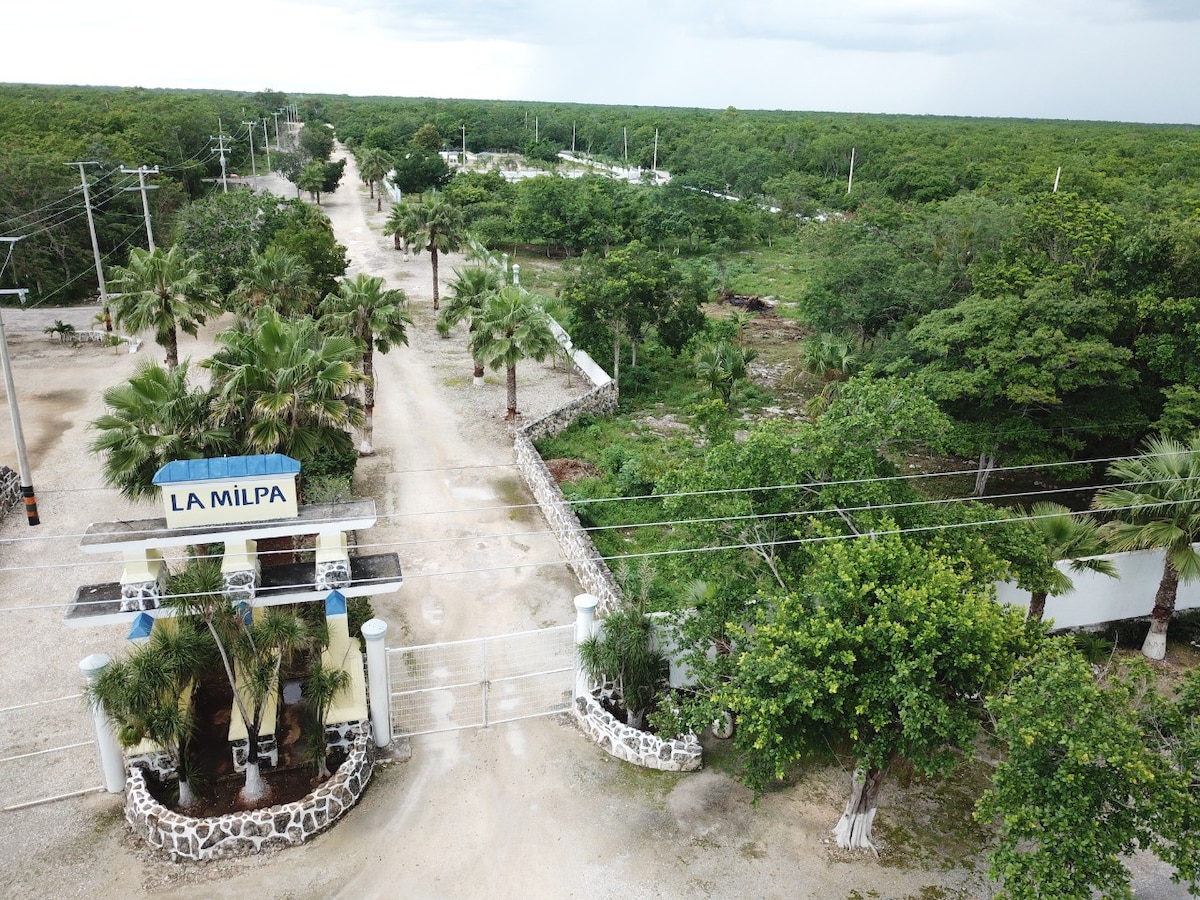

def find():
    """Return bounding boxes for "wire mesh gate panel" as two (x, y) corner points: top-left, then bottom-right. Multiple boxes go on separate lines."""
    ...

(388, 624), (575, 737)
(0, 694), (101, 809)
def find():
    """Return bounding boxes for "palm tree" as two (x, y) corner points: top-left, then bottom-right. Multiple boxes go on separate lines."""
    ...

(319, 273), (412, 455)
(303, 657), (351, 779)
(203, 308), (367, 462)
(801, 332), (860, 418)
(229, 246), (317, 318)
(385, 194), (467, 311)
(356, 146), (391, 212)
(1020, 501), (1118, 622)
(440, 264), (503, 385)
(86, 618), (211, 807)
(89, 361), (231, 500)
(694, 340), (757, 407)
(168, 557), (311, 805)
(107, 246), (219, 370)
(1092, 434), (1200, 660)
(469, 285), (557, 420)
(297, 161), (327, 204)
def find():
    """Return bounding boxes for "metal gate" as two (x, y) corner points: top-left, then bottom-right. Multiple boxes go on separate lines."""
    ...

(0, 694), (102, 810)
(388, 625), (575, 737)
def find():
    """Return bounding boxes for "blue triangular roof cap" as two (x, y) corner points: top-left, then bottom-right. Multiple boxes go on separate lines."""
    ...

(152, 454), (300, 485)
(127, 612), (155, 641)
(325, 589), (347, 617)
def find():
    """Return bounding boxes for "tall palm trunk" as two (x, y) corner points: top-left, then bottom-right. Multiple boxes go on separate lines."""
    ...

(361, 342), (376, 456)
(430, 245), (441, 311)
(1027, 590), (1048, 623)
(1143, 560), (1179, 660)
(506, 363), (518, 420)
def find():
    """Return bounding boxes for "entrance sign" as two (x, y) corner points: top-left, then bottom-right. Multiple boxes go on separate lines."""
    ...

(153, 455), (300, 529)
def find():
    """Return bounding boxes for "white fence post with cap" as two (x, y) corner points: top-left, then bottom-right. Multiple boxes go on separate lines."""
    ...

(573, 594), (599, 700)
(362, 618), (391, 748)
(79, 653), (127, 793)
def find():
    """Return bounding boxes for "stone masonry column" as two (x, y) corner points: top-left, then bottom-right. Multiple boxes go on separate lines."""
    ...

(79, 654), (127, 793)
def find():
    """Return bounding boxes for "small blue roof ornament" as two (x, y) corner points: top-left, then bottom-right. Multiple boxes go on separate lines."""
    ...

(325, 590), (347, 617)
(152, 454), (300, 486)
(127, 612), (155, 642)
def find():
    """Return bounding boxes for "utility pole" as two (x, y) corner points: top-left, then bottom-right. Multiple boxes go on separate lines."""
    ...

(212, 121), (231, 193)
(652, 128), (658, 175)
(847, 147), (856, 194)
(0, 239), (40, 526)
(120, 165), (159, 251)
(241, 120), (259, 180)
(572, 121), (576, 154)
(66, 161), (109, 317)
(623, 127), (628, 164)
(262, 120), (271, 172)
(1053, 166), (1062, 193)
(273, 110), (282, 149)
(462, 124), (466, 163)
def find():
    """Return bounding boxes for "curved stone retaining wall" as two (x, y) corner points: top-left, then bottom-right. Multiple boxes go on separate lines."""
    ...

(124, 732), (374, 860)
(0, 466), (20, 515)
(573, 693), (701, 772)
(514, 322), (623, 614)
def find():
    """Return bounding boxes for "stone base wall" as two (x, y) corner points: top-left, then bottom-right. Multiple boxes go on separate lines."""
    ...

(125, 732), (374, 861)
(513, 331), (623, 615)
(0, 466), (20, 515)
(573, 693), (702, 772)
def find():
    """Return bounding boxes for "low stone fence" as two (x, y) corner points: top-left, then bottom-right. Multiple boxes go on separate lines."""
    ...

(124, 732), (374, 861)
(0, 466), (20, 515)
(573, 692), (701, 772)
(514, 319), (622, 614)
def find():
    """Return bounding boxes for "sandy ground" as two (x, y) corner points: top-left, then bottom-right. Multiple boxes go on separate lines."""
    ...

(0, 147), (1183, 899)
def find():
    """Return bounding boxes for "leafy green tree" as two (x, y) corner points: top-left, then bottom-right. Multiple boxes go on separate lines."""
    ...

(319, 273), (411, 455)
(89, 361), (230, 500)
(229, 246), (316, 318)
(720, 531), (1030, 851)
(85, 618), (211, 808)
(1017, 502), (1118, 622)
(386, 194), (467, 311)
(356, 146), (392, 211)
(203, 308), (366, 463)
(267, 202), (349, 301)
(1092, 434), (1200, 660)
(320, 158), (346, 195)
(107, 246), (219, 370)
(170, 190), (283, 293)
(978, 640), (1198, 899)
(440, 263), (503, 383)
(469, 285), (556, 420)
(298, 120), (334, 161)
(389, 148), (451, 194)
(167, 558), (311, 804)
(409, 123), (442, 153)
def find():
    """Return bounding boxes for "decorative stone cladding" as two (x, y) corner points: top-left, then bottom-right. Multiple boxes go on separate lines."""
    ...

(120, 567), (168, 612)
(126, 749), (176, 783)
(231, 734), (279, 771)
(222, 568), (259, 603)
(315, 558), (352, 592)
(513, 319), (623, 614)
(0, 466), (20, 514)
(325, 719), (366, 753)
(124, 732), (374, 861)
(573, 691), (702, 772)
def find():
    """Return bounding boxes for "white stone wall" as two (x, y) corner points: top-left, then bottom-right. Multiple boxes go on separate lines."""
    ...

(573, 693), (701, 772)
(124, 732), (374, 860)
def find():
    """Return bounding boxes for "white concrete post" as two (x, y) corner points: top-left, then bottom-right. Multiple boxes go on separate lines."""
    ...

(361, 618), (391, 748)
(79, 654), (127, 793)
(574, 593), (599, 700)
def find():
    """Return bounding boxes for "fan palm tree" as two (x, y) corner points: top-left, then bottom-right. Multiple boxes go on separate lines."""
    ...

(203, 308), (367, 462)
(168, 558), (311, 804)
(694, 341), (757, 407)
(440, 264), (503, 385)
(89, 361), (231, 500)
(1020, 501), (1118, 622)
(356, 146), (391, 212)
(229, 246), (317, 318)
(469, 285), (557, 420)
(385, 194), (467, 312)
(1092, 434), (1200, 660)
(107, 246), (219, 370)
(319, 273), (411, 455)
(85, 617), (212, 807)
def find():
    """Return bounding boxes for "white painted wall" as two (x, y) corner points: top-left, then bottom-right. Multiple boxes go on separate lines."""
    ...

(994, 547), (1200, 630)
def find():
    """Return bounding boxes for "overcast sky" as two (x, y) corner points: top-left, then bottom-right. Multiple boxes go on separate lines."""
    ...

(5, 0), (1198, 124)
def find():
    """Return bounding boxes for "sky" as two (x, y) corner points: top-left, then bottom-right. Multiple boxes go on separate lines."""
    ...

(5, 0), (1200, 125)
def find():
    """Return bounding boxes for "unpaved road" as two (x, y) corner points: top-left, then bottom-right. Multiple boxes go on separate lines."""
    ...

(4, 147), (1178, 900)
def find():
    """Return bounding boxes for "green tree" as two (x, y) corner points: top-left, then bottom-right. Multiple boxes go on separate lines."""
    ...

(319, 273), (411, 455)
(203, 308), (367, 463)
(386, 194), (467, 311)
(720, 531), (1030, 851)
(440, 262), (503, 383)
(170, 190), (283, 294)
(298, 120), (334, 161)
(356, 145), (391, 211)
(978, 640), (1198, 899)
(229, 246), (316, 318)
(297, 161), (328, 204)
(579, 604), (668, 732)
(1017, 502), (1118, 622)
(85, 618), (211, 808)
(469, 285), (557, 420)
(267, 202), (349, 301)
(389, 148), (451, 194)
(409, 123), (442, 153)
(1092, 434), (1200, 660)
(89, 361), (230, 500)
(107, 245), (219, 370)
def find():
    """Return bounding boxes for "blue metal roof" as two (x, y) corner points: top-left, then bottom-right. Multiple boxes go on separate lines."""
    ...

(127, 612), (155, 642)
(325, 589), (347, 617)
(152, 454), (300, 485)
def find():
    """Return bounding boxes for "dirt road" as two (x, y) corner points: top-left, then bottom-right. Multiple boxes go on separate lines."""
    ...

(0, 149), (1028, 900)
